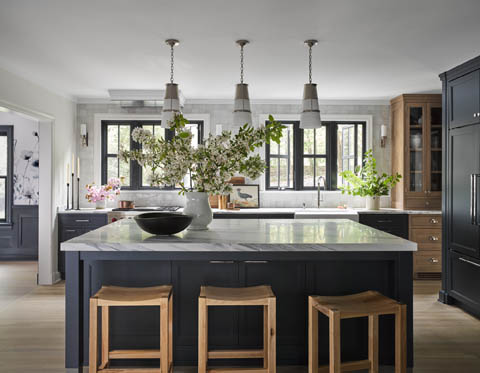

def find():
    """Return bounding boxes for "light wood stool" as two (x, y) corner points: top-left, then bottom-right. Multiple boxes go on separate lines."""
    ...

(89, 285), (173, 373)
(198, 285), (276, 373)
(308, 291), (407, 373)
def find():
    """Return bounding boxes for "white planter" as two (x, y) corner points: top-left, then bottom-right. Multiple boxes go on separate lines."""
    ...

(95, 200), (107, 209)
(366, 196), (381, 210)
(183, 192), (213, 230)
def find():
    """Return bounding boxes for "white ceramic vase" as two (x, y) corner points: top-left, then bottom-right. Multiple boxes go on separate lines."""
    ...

(95, 199), (107, 209)
(184, 192), (213, 230)
(366, 196), (380, 210)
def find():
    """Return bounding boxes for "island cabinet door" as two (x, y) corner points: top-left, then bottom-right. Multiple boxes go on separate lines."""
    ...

(171, 261), (239, 364)
(239, 261), (307, 364)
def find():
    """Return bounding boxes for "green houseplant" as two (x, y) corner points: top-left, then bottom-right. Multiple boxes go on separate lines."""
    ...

(339, 149), (401, 210)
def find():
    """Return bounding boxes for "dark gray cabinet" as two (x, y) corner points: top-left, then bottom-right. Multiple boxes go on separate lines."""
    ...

(58, 213), (107, 276)
(358, 213), (409, 239)
(0, 206), (38, 259)
(448, 125), (480, 258)
(448, 70), (480, 129)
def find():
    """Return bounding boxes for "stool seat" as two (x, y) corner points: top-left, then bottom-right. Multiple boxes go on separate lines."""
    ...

(311, 290), (401, 318)
(93, 285), (172, 306)
(200, 285), (274, 302)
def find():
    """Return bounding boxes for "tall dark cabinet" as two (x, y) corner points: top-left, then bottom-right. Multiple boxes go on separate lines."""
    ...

(440, 55), (480, 318)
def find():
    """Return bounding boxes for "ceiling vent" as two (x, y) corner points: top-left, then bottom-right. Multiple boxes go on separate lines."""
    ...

(108, 89), (185, 108)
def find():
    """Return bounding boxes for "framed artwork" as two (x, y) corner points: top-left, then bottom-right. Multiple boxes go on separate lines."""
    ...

(229, 184), (260, 208)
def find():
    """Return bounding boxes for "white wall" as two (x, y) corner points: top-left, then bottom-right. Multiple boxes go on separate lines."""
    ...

(0, 67), (76, 285)
(0, 111), (39, 205)
(76, 101), (391, 208)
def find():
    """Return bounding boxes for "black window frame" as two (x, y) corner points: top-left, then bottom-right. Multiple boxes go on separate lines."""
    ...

(0, 125), (14, 224)
(265, 120), (366, 191)
(101, 120), (204, 190)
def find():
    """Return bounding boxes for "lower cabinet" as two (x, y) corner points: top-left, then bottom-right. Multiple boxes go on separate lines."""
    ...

(449, 250), (480, 317)
(358, 213), (409, 239)
(0, 205), (38, 259)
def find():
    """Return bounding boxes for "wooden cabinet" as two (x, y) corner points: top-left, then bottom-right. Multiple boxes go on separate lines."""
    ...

(409, 214), (442, 279)
(448, 70), (480, 129)
(390, 94), (442, 210)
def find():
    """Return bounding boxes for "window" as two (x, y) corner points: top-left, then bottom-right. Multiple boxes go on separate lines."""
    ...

(102, 120), (203, 190)
(265, 121), (365, 190)
(0, 126), (13, 222)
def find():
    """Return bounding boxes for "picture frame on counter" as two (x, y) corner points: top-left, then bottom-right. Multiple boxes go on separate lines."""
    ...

(229, 184), (260, 208)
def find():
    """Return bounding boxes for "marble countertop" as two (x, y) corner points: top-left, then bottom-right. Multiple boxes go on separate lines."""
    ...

(61, 218), (417, 252)
(355, 208), (442, 215)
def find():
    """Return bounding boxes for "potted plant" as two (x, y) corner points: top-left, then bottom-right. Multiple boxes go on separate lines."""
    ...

(120, 114), (284, 229)
(339, 149), (401, 210)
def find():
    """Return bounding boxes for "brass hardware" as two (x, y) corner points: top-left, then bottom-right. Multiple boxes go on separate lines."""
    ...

(428, 258), (439, 263)
(429, 236), (439, 241)
(430, 218), (439, 224)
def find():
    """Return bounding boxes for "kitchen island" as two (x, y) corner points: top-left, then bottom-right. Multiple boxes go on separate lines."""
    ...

(63, 218), (416, 370)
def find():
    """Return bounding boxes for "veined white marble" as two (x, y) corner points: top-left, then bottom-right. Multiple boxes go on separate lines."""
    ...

(355, 208), (442, 215)
(61, 218), (417, 252)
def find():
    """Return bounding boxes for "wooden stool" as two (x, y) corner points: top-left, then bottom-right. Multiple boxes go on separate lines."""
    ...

(89, 285), (173, 373)
(308, 291), (406, 373)
(198, 285), (276, 373)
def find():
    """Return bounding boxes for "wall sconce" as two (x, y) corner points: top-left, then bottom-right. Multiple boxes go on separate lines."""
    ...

(380, 124), (387, 147)
(80, 123), (88, 147)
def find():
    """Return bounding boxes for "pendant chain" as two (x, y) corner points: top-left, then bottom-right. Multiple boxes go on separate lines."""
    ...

(309, 45), (313, 84)
(240, 44), (244, 84)
(170, 44), (175, 84)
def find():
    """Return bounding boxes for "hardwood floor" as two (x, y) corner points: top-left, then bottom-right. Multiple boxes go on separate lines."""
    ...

(0, 262), (479, 372)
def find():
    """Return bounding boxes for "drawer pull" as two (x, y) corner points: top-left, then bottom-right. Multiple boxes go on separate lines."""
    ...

(429, 218), (439, 224)
(428, 258), (439, 263)
(65, 229), (76, 232)
(429, 236), (439, 241)
(376, 220), (393, 223)
(75, 219), (90, 223)
(244, 260), (269, 264)
(209, 260), (234, 264)
(425, 201), (430, 206)
(459, 257), (480, 268)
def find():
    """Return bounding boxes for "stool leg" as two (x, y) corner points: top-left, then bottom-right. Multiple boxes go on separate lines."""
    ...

(161, 299), (169, 373)
(89, 298), (98, 373)
(263, 305), (268, 369)
(368, 314), (379, 373)
(169, 294), (173, 372)
(308, 297), (318, 373)
(328, 310), (340, 373)
(100, 306), (109, 370)
(395, 305), (407, 373)
(198, 297), (208, 373)
(267, 297), (276, 373)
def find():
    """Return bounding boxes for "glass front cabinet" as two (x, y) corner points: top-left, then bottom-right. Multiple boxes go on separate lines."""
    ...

(391, 94), (442, 210)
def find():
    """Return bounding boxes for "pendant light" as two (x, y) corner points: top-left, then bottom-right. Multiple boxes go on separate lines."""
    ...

(161, 39), (181, 128)
(233, 40), (253, 128)
(300, 39), (322, 129)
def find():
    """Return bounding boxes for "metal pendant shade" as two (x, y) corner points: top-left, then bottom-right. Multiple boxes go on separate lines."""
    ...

(300, 40), (322, 129)
(161, 39), (182, 128)
(233, 40), (253, 128)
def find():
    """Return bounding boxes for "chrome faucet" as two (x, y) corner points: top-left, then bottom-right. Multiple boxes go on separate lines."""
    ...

(317, 176), (326, 208)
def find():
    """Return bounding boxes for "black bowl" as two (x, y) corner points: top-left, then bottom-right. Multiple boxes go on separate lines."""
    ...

(134, 212), (193, 235)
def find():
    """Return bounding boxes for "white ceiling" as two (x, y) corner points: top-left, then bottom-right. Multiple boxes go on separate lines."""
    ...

(1, 0), (479, 101)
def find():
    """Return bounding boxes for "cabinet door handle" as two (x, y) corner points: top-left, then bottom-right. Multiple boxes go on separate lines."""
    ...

(209, 260), (235, 264)
(428, 258), (439, 263)
(75, 219), (90, 223)
(459, 257), (480, 268)
(429, 236), (439, 241)
(471, 174), (475, 224)
(65, 229), (76, 232)
(376, 220), (393, 223)
(244, 260), (269, 264)
(429, 218), (439, 224)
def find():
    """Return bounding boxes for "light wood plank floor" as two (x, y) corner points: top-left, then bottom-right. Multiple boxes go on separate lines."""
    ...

(0, 262), (479, 372)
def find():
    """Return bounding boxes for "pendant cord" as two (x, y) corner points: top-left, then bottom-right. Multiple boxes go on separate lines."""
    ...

(240, 44), (244, 84)
(309, 44), (312, 84)
(170, 43), (175, 84)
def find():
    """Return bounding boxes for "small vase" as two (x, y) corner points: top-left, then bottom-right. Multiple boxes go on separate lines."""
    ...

(95, 200), (107, 209)
(366, 196), (380, 210)
(184, 192), (213, 230)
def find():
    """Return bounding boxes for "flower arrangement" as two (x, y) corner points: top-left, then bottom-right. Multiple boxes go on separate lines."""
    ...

(339, 149), (402, 197)
(85, 177), (121, 203)
(119, 114), (285, 195)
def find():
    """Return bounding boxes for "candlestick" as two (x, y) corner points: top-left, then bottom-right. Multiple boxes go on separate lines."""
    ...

(71, 173), (75, 211)
(76, 177), (80, 210)
(66, 183), (70, 210)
